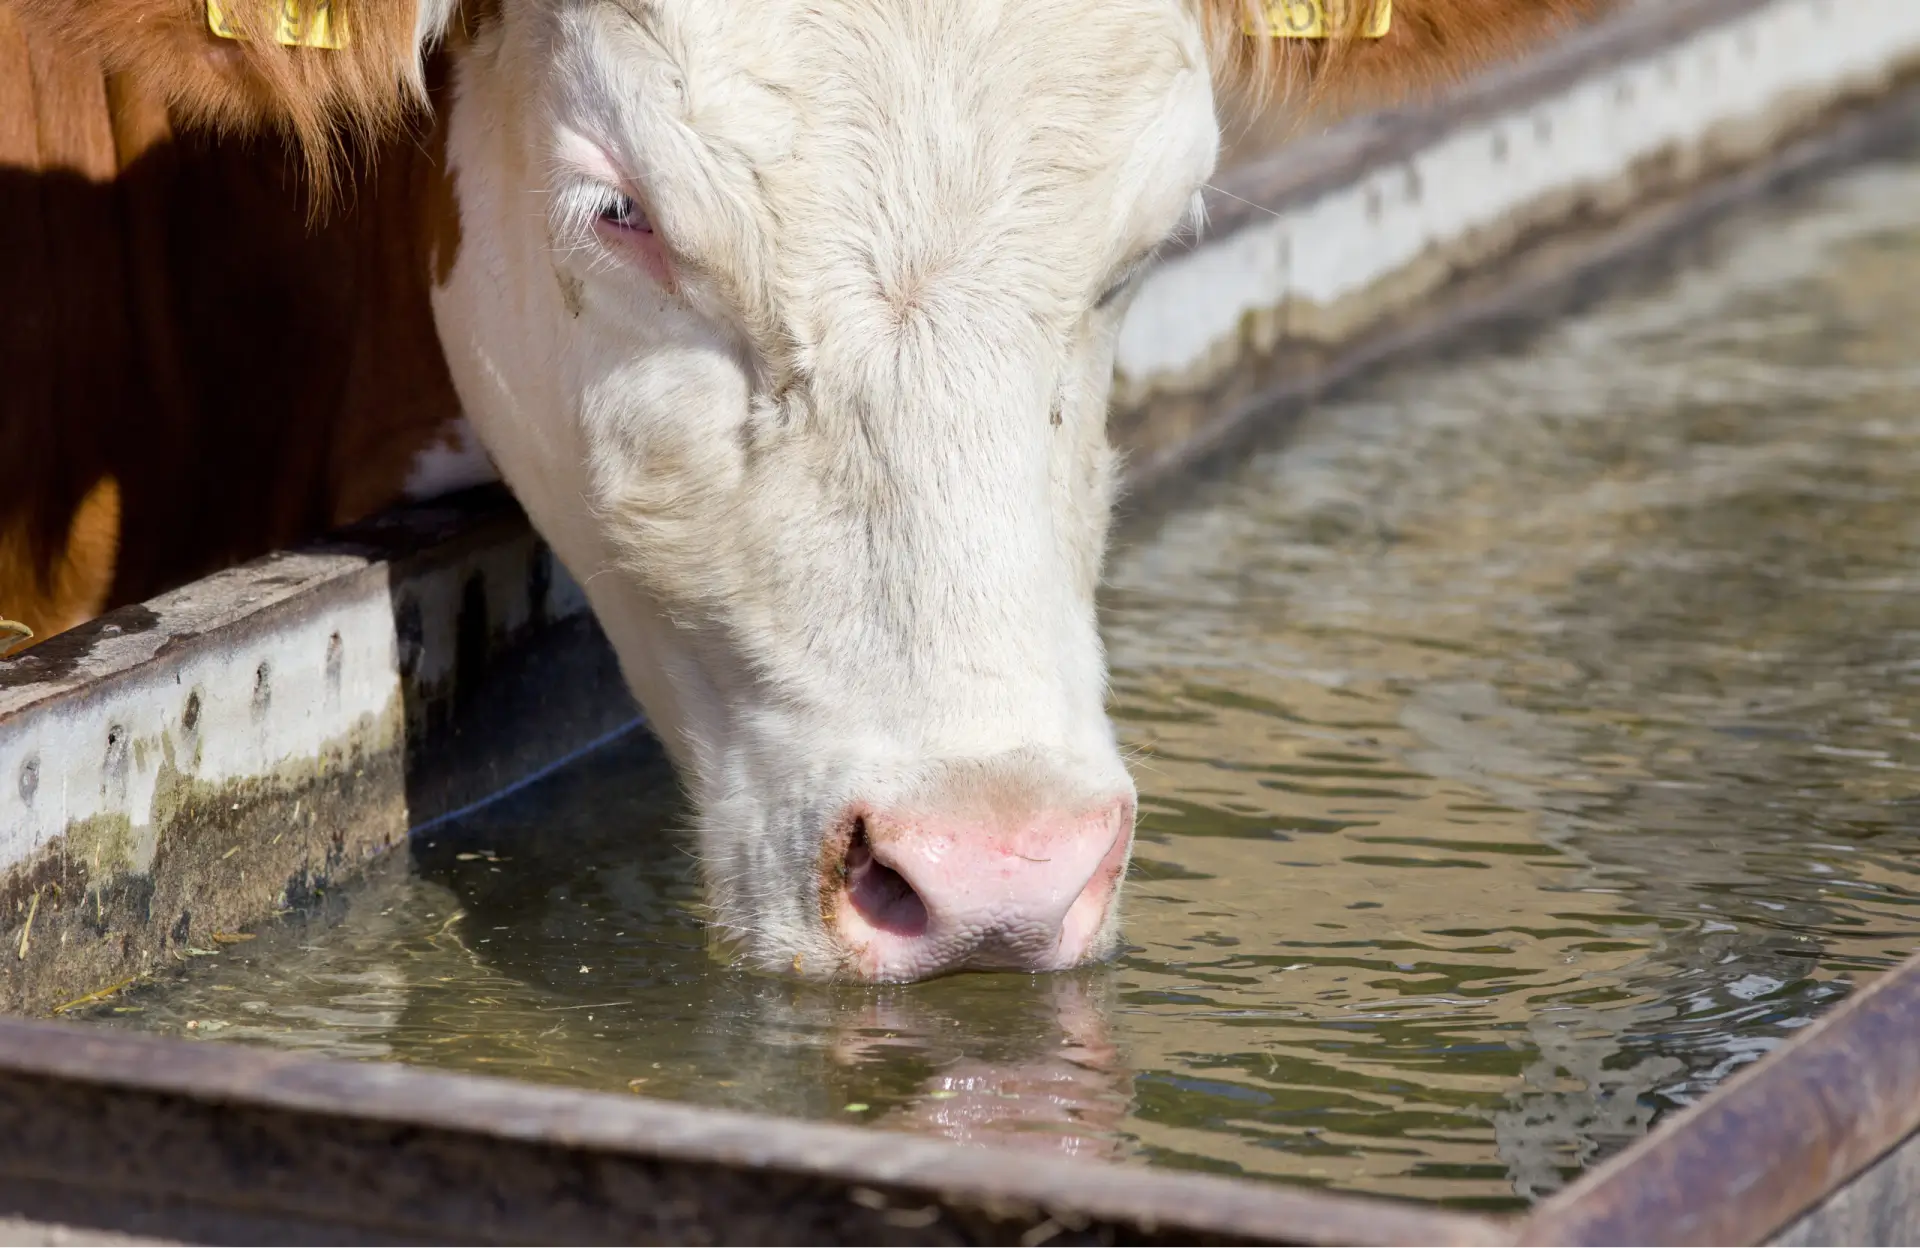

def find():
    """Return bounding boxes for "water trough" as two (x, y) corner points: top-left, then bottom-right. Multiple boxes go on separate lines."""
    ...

(2, 0), (1918, 1241)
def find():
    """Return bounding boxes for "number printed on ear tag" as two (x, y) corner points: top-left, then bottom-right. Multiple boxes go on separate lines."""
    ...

(206, 0), (347, 49)
(1244, 0), (1392, 38)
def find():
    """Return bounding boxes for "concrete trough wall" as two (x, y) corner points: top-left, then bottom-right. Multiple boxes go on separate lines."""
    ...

(1, 0), (1918, 1241)
(0, 498), (634, 1015)
(1116, 0), (1920, 487)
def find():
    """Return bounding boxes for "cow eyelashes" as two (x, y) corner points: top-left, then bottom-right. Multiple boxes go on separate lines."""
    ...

(598, 191), (653, 234)
(1093, 269), (1136, 310)
(577, 182), (676, 291)
(1095, 253), (1156, 310)
(1095, 237), (1180, 311)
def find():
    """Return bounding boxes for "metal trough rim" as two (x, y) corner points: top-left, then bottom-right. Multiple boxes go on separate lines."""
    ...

(0, 951), (1910, 1244)
(0, 1014), (1504, 1246)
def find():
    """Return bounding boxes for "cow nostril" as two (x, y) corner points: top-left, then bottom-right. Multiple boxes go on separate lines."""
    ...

(842, 818), (929, 938)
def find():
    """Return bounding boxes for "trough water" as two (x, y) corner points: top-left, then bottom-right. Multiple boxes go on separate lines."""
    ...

(89, 154), (1920, 1208)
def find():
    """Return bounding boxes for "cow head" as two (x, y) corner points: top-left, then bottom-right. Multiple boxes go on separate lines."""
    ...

(431, 0), (1223, 981)
(425, 0), (1591, 982)
(53, 0), (1587, 981)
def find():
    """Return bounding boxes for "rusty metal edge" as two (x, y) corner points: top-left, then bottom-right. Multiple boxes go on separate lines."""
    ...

(1516, 951), (1920, 1246)
(0, 1013), (1511, 1247)
(1771, 1123), (1920, 1246)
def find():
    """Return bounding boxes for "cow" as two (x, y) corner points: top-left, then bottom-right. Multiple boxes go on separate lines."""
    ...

(0, 0), (1590, 981)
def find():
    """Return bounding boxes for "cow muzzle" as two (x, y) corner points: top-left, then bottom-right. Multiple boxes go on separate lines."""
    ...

(820, 787), (1136, 983)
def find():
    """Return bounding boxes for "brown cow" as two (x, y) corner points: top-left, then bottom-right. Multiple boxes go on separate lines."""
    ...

(1, 0), (1592, 979)
(0, 5), (469, 646)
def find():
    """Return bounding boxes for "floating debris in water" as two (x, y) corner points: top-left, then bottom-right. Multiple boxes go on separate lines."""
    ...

(536, 1000), (629, 1012)
(51, 977), (136, 1015)
(842, 1103), (869, 1113)
(15, 889), (39, 961)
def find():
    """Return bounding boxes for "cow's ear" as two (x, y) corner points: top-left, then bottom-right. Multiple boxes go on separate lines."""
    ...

(12, 0), (466, 190)
(1198, 0), (1602, 113)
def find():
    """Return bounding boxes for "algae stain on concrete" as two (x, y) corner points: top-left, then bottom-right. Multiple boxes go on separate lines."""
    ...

(0, 694), (410, 1015)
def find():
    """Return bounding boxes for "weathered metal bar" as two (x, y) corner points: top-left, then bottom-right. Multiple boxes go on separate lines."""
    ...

(1517, 951), (1920, 1247)
(0, 1014), (1507, 1247)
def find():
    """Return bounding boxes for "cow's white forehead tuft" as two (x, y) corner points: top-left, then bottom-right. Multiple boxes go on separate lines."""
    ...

(543, 0), (1216, 361)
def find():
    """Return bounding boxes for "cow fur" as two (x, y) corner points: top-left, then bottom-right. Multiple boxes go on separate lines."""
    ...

(3, 0), (1595, 182)
(0, 9), (467, 639)
(0, 0), (1596, 643)
(3, 0), (432, 186)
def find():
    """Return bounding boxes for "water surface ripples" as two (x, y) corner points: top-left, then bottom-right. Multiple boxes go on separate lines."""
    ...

(98, 156), (1920, 1207)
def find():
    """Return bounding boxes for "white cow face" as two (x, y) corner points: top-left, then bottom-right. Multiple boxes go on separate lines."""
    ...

(434, 0), (1220, 981)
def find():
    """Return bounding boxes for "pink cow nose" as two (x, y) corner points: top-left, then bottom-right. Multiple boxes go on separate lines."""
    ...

(824, 795), (1135, 982)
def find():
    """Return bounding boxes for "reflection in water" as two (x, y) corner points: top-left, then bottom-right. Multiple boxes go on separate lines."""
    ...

(853, 977), (1135, 1162)
(103, 736), (1136, 1164)
(96, 155), (1920, 1206)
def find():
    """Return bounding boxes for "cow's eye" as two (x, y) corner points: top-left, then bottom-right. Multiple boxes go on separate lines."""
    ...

(589, 185), (675, 290)
(599, 192), (652, 233)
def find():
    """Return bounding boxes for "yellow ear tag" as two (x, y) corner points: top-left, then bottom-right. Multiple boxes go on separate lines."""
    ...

(206, 0), (347, 49)
(1245, 0), (1391, 38)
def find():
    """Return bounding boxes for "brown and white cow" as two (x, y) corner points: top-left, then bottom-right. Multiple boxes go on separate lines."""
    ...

(0, 0), (1589, 980)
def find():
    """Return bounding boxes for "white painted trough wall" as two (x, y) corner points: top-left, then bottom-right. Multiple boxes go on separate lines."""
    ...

(0, 556), (400, 877)
(0, 530), (591, 887)
(1117, 0), (1920, 399)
